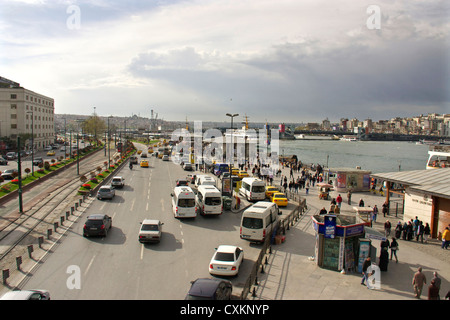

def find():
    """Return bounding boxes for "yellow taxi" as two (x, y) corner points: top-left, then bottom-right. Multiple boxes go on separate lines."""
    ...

(237, 171), (249, 179)
(47, 150), (55, 156)
(231, 168), (239, 176)
(270, 192), (288, 207)
(140, 160), (149, 168)
(265, 186), (279, 199)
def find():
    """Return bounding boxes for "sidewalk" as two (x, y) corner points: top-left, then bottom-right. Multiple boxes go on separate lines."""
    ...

(249, 165), (450, 300)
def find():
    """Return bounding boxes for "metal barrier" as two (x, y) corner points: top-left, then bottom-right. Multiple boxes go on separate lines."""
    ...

(239, 198), (307, 300)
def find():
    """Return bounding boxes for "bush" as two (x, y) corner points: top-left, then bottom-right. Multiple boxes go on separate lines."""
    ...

(82, 183), (91, 189)
(90, 178), (98, 183)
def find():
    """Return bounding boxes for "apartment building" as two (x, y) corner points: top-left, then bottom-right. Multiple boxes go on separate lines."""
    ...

(0, 76), (55, 151)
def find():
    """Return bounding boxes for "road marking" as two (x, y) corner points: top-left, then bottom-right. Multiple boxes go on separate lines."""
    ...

(130, 198), (135, 211)
(85, 255), (96, 276)
(146, 203), (149, 211)
(140, 244), (144, 260)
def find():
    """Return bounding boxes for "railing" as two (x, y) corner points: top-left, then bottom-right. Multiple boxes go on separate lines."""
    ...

(239, 198), (307, 300)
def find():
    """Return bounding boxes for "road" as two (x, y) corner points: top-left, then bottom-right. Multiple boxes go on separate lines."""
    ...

(19, 144), (265, 299)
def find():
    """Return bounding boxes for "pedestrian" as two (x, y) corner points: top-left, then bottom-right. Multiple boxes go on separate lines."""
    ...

(372, 205), (378, 223)
(336, 194), (342, 208)
(382, 201), (388, 217)
(359, 198), (364, 207)
(395, 221), (402, 239)
(361, 257), (371, 287)
(442, 227), (450, 249)
(416, 221), (424, 243)
(319, 207), (327, 215)
(412, 267), (427, 299)
(431, 272), (441, 299)
(389, 237), (399, 263)
(347, 189), (352, 204)
(423, 223), (431, 243)
(384, 220), (391, 237)
(428, 279), (440, 300)
(413, 216), (419, 238)
(305, 181), (309, 194)
(329, 203), (335, 214)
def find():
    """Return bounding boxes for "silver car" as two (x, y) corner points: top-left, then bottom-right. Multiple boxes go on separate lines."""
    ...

(0, 289), (50, 300)
(97, 185), (115, 200)
(139, 219), (164, 243)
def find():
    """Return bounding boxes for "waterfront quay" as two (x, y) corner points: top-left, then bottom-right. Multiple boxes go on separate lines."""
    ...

(248, 164), (449, 300)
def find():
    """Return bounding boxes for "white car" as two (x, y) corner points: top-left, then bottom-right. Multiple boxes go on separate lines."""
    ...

(0, 289), (50, 300)
(209, 245), (244, 276)
(139, 219), (163, 243)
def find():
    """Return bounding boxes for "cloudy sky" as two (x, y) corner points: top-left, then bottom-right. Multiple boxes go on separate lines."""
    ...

(0, 0), (449, 123)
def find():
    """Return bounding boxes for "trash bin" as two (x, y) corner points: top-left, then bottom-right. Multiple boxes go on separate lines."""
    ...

(222, 196), (232, 211)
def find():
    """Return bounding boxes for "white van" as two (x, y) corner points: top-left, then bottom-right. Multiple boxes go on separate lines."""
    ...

(196, 185), (222, 215)
(240, 202), (280, 242)
(195, 174), (217, 188)
(239, 177), (266, 201)
(171, 186), (197, 218)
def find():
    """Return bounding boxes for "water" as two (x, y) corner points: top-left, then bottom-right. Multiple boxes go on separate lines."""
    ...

(279, 139), (429, 173)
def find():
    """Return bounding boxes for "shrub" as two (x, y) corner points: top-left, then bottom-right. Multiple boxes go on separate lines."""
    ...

(82, 183), (91, 189)
(90, 178), (98, 183)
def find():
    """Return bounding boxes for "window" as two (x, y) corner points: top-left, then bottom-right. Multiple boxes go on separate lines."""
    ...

(10, 94), (17, 99)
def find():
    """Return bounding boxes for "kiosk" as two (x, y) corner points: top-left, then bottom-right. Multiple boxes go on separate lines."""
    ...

(312, 214), (373, 272)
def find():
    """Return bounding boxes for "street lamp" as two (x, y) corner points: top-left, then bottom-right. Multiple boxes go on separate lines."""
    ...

(27, 111), (34, 176)
(225, 113), (239, 197)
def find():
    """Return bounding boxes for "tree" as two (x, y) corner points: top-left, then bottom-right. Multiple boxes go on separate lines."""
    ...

(81, 115), (106, 142)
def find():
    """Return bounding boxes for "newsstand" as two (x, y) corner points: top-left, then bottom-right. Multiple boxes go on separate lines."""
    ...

(311, 214), (375, 273)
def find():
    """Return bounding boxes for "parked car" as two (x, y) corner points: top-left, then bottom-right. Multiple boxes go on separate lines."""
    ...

(162, 155), (169, 161)
(33, 157), (44, 166)
(0, 289), (50, 300)
(97, 186), (115, 200)
(5, 152), (16, 160)
(138, 219), (163, 243)
(111, 176), (125, 189)
(209, 245), (244, 276)
(83, 214), (112, 237)
(0, 158), (7, 165)
(47, 150), (55, 156)
(1, 169), (18, 180)
(185, 278), (232, 300)
(183, 163), (193, 171)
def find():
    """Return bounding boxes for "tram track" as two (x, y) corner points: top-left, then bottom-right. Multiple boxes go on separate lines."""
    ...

(0, 149), (120, 267)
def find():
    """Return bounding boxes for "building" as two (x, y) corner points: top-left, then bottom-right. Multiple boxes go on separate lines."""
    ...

(371, 169), (450, 239)
(0, 76), (55, 151)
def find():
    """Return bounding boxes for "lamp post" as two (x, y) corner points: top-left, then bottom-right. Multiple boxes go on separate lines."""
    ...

(75, 119), (84, 175)
(107, 116), (113, 168)
(225, 113), (239, 197)
(27, 111), (34, 176)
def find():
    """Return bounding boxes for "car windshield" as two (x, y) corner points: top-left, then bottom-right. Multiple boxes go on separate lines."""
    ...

(242, 217), (263, 229)
(214, 252), (235, 262)
(142, 224), (159, 231)
(205, 197), (221, 206)
(99, 188), (111, 193)
(274, 194), (285, 199)
(252, 186), (266, 193)
(178, 199), (195, 207)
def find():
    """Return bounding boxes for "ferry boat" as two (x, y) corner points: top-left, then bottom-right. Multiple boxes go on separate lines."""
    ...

(426, 146), (450, 169)
(340, 135), (358, 142)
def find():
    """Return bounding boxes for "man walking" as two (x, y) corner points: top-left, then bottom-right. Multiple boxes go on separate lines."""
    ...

(361, 257), (371, 287)
(412, 267), (427, 299)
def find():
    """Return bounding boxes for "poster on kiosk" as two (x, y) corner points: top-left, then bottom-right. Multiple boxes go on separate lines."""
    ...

(324, 215), (336, 239)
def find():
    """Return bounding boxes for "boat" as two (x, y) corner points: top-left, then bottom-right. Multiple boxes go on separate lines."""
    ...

(426, 145), (450, 169)
(340, 135), (358, 142)
(295, 134), (334, 140)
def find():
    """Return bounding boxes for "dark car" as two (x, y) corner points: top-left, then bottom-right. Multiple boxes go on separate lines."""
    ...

(0, 158), (7, 165)
(33, 157), (44, 166)
(176, 179), (189, 187)
(185, 278), (232, 300)
(83, 214), (112, 237)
